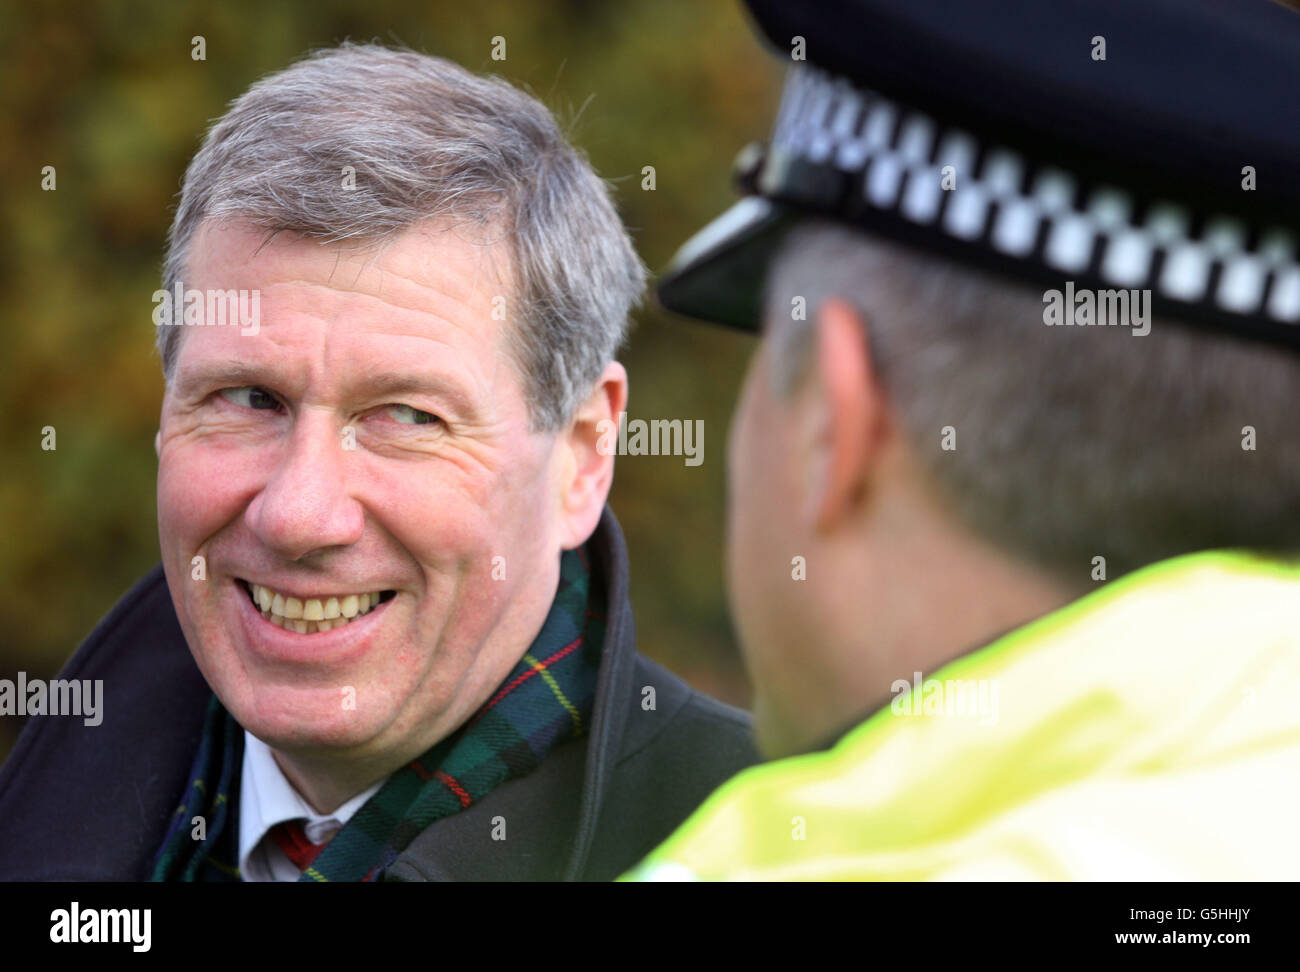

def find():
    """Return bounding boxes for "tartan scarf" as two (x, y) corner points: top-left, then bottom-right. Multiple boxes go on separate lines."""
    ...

(150, 545), (605, 882)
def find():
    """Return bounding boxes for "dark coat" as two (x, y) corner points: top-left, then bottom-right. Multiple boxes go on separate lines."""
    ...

(0, 508), (759, 881)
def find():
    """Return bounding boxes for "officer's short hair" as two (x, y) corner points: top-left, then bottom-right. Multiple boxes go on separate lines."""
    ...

(766, 219), (1300, 580)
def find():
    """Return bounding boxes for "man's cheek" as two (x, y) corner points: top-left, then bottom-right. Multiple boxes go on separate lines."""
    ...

(160, 442), (260, 520)
(158, 464), (201, 562)
(158, 459), (243, 608)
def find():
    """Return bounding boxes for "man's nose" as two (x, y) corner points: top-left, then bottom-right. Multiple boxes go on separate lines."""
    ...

(245, 411), (365, 560)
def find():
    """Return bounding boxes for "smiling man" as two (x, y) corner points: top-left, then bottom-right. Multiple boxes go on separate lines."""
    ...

(0, 43), (757, 882)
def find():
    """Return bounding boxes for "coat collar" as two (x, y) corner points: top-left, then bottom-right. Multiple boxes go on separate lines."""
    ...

(558, 506), (639, 879)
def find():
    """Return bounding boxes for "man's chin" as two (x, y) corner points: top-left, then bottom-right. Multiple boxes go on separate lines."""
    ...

(223, 684), (392, 753)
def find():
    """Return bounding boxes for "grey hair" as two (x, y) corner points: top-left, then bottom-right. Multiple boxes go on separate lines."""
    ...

(766, 220), (1300, 580)
(161, 42), (646, 431)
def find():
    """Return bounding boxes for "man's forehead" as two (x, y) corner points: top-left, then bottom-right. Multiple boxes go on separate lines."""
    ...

(170, 218), (523, 415)
(186, 217), (515, 308)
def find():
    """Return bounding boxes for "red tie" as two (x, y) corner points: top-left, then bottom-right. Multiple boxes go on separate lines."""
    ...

(269, 819), (328, 871)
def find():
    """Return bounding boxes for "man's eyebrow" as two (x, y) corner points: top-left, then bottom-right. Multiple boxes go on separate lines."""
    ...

(174, 362), (478, 417)
(174, 362), (268, 397)
(361, 373), (478, 417)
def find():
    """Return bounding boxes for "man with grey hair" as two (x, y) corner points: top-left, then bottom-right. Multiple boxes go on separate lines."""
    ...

(628, 0), (1300, 880)
(0, 42), (757, 882)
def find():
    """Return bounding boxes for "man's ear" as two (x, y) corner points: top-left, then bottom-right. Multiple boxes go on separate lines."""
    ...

(155, 429), (162, 458)
(801, 297), (880, 533)
(555, 360), (628, 549)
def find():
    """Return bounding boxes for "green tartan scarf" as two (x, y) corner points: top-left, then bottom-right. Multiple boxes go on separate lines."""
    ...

(150, 544), (606, 882)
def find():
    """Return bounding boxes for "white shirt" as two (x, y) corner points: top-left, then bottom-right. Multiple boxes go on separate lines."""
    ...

(238, 730), (385, 882)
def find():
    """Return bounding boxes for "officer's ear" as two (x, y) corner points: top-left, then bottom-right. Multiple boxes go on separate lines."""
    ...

(154, 429), (162, 458)
(801, 298), (881, 533)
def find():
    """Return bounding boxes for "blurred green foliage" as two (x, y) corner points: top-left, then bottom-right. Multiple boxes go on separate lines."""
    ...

(0, 0), (783, 762)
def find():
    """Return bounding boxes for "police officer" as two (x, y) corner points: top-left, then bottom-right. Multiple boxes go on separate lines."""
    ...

(626, 0), (1300, 880)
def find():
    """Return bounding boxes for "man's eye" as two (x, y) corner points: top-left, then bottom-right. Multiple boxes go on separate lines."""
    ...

(385, 404), (440, 426)
(218, 386), (281, 411)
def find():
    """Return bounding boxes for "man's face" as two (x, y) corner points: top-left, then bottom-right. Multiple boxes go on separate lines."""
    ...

(157, 219), (568, 763)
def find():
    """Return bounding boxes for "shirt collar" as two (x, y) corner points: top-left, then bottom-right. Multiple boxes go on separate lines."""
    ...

(239, 729), (383, 876)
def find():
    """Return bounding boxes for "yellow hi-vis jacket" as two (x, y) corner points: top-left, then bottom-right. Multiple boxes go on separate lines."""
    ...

(623, 551), (1300, 880)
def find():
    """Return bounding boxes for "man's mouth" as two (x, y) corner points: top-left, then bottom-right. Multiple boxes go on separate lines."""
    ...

(240, 580), (397, 634)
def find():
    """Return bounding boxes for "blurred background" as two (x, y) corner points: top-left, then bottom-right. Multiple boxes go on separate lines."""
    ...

(0, 0), (783, 764)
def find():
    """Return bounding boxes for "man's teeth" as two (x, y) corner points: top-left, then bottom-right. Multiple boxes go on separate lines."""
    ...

(248, 583), (384, 634)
